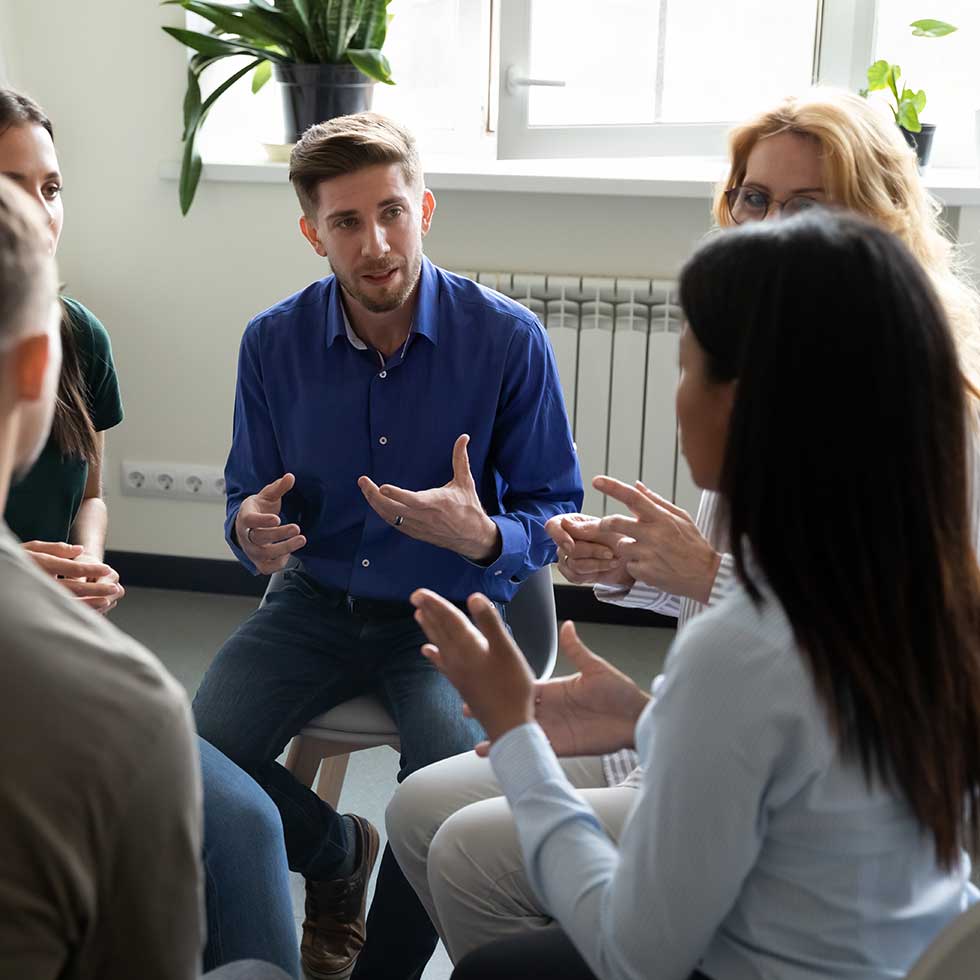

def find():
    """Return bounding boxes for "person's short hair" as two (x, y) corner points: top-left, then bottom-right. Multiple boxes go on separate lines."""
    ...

(0, 175), (54, 348)
(288, 112), (422, 219)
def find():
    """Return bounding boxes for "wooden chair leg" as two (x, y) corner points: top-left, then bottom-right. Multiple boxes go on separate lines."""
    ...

(315, 753), (351, 810)
(285, 735), (325, 789)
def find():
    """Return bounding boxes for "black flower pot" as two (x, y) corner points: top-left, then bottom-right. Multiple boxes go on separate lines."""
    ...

(900, 123), (936, 170)
(274, 63), (375, 144)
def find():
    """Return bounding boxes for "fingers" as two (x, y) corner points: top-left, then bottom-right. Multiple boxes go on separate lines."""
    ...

(634, 480), (691, 521)
(411, 588), (477, 650)
(358, 476), (413, 524)
(256, 532), (307, 563)
(451, 434), (474, 488)
(544, 514), (577, 551)
(474, 740), (491, 758)
(561, 538), (616, 561)
(420, 642), (444, 669)
(467, 593), (512, 649)
(31, 553), (113, 580)
(23, 540), (84, 559)
(599, 514), (639, 539)
(246, 523), (303, 547)
(593, 475), (662, 521)
(257, 473), (295, 505)
(60, 578), (124, 600)
(560, 556), (622, 577)
(558, 620), (598, 669)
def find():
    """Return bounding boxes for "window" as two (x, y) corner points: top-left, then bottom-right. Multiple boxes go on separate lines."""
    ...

(496, 0), (877, 158)
(872, 1), (980, 168)
(192, 0), (492, 163)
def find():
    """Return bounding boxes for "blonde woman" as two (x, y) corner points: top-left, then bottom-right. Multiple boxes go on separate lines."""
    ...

(384, 87), (980, 974)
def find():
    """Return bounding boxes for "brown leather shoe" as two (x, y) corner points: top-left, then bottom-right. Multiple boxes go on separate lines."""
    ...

(301, 815), (381, 980)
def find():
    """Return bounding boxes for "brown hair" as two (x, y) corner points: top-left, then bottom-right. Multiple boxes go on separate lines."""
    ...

(0, 175), (54, 344)
(288, 111), (422, 219)
(712, 88), (980, 400)
(0, 88), (98, 462)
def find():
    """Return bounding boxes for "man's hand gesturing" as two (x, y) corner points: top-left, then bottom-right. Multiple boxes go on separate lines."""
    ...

(235, 473), (306, 574)
(359, 434), (501, 563)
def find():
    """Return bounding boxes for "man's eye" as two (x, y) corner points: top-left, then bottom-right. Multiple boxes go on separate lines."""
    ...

(385, 207), (404, 219)
(43, 183), (62, 200)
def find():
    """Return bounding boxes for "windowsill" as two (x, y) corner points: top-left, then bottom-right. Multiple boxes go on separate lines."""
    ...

(159, 155), (980, 206)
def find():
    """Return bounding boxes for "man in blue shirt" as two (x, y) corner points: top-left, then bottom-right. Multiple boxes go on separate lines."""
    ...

(192, 113), (582, 980)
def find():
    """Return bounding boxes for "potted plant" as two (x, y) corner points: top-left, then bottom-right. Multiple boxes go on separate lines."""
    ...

(162, 0), (395, 214)
(862, 18), (957, 169)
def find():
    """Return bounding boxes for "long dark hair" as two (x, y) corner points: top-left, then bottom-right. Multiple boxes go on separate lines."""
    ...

(0, 88), (97, 463)
(679, 210), (980, 869)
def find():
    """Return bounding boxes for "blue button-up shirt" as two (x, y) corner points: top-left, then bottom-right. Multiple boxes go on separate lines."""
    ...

(224, 257), (583, 603)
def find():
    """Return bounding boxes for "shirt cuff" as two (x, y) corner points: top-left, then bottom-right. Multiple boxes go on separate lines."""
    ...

(709, 553), (735, 606)
(490, 722), (567, 803)
(472, 514), (529, 584)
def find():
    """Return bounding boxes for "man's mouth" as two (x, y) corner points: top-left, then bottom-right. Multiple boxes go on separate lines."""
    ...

(362, 267), (398, 286)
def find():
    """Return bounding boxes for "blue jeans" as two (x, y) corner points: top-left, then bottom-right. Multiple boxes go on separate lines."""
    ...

(192, 569), (485, 980)
(200, 737), (300, 978)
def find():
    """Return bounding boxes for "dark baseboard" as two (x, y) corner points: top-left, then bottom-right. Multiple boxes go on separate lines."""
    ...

(105, 550), (676, 629)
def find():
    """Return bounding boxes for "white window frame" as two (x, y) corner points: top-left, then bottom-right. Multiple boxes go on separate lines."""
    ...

(495, 0), (878, 159)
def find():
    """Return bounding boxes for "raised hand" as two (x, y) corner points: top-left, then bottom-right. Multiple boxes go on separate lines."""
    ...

(22, 540), (125, 614)
(527, 622), (650, 757)
(235, 473), (306, 574)
(359, 434), (500, 563)
(410, 588), (535, 743)
(545, 512), (633, 588)
(596, 476), (720, 603)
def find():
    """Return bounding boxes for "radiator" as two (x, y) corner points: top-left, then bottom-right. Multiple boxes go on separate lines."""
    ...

(459, 271), (702, 519)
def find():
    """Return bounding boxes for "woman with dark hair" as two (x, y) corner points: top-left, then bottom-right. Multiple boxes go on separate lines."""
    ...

(0, 88), (124, 610)
(401, 210), (980, 979)
(0, 87), (300, 978)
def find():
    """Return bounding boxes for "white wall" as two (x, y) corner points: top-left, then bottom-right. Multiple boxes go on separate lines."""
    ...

(9, 2), (970, 563)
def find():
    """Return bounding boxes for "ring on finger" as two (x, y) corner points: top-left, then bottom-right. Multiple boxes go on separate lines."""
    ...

(393, 515), (404, 527)
(246, 526), (255, 544)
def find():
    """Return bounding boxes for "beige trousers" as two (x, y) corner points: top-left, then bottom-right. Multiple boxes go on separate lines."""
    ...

(385, 749), (638, 964)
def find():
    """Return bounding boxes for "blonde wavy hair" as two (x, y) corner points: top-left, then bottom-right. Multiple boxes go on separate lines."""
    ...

(713, 89), (980, 398)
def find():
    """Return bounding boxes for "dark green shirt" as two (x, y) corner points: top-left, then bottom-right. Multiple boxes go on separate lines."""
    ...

(5, 298), (124, 544)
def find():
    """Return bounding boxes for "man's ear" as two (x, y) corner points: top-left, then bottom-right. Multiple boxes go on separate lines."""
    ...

(420, 189), (436, 236)
(299, 214), (328, 257)
(11, 333), (51, 401)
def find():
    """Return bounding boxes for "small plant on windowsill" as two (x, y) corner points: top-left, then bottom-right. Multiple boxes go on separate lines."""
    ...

(861, 18), (957, 169)
(162, 0), (395, 215)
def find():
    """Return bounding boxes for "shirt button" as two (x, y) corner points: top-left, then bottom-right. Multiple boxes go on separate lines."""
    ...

(379, 370), (387, 378)
(494, 570), (502, 576)
(362, 559), (370, 568)
(379, 436), (388, 445)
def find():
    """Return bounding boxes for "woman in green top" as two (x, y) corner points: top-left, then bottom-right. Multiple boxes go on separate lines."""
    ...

(0, 89), (124, 613)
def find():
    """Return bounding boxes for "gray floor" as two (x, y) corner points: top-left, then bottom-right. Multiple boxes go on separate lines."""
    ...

(109, 587), (673, 980)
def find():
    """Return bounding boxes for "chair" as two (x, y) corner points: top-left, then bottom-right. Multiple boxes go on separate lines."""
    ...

(270, 565), (558, 809)
(903, 901), (980, 980)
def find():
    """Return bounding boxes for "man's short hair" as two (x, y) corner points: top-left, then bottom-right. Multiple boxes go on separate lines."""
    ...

(288, 112), (422, 219)
(0, 175), (53, 347)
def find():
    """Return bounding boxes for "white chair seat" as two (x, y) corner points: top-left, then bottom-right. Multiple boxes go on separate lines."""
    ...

(300, 694), (398, 740)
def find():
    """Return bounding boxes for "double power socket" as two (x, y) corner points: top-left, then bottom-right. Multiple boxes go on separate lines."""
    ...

(120, 460), (226, 502)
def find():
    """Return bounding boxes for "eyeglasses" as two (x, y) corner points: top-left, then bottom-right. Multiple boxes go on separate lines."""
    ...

(724, 186), (823, 224)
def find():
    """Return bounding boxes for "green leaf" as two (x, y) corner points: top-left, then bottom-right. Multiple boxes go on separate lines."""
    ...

(182, 66), (203, 140)
(910, 19), (957, 37)
(887, 64), (901, 101)
(897, 101), (921, 132)
(252, 58), (273, 92)
(326, 0), (367, 62)
(179, 131), (203, 215)
(347, 47), (393, 83)
(866, 59), (892, 91)
(290, 0), (313, 32)
(177, 57), (264, 214)
(352, 0), (387, 49)
(162, 25), (288, 61)
(911, 88), (926, 113)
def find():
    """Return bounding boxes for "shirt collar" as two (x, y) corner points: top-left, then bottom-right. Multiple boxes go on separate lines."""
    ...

(325, 255), (440, 350)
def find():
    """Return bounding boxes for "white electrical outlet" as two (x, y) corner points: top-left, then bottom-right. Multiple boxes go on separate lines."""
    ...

(121, 460), (226, 502)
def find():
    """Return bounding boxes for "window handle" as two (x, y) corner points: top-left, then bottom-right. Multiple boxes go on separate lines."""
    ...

(505, 65), (566, 94)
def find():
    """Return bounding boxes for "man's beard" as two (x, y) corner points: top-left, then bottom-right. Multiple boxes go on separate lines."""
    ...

(338, 252), (423, 314)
